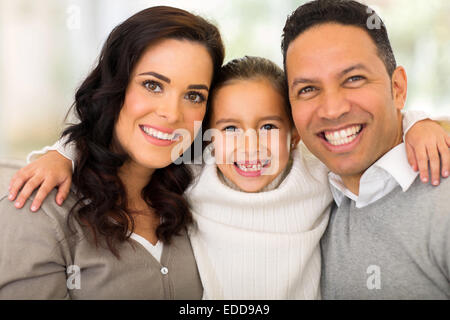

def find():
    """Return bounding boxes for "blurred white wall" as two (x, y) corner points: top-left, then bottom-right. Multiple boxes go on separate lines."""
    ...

(0, 0), (449, 159)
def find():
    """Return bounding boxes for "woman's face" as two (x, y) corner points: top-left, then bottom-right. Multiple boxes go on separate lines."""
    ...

(114, 38), (213, 172)
(210, 78), (298, 192)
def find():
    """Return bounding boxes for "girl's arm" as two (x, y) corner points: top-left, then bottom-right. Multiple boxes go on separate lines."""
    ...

(403, 111), (450, 186)
(8, 137), (75, 211)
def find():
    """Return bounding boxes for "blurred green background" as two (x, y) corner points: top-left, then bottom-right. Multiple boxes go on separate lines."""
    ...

(0, 0), (449, 160)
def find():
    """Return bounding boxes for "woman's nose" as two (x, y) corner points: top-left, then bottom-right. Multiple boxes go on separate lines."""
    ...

(155, 95), (181, 123)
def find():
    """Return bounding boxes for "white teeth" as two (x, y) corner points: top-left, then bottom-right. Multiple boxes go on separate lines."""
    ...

(142, 126), (178, 141)
(236, 163), (262, 172)
(325, 125), (362, 146)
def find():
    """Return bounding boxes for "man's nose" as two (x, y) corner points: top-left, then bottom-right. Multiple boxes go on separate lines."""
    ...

(317, 89), (351, 120)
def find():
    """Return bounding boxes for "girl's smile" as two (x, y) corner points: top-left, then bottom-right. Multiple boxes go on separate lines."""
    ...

(210, 78), (299, 192)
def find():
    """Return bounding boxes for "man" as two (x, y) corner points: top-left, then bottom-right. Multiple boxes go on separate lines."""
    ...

(282, 0), (450, 299)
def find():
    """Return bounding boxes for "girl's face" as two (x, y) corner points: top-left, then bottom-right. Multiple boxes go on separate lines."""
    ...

(114, 38), (213, 172)
(210, 78), (299, 192)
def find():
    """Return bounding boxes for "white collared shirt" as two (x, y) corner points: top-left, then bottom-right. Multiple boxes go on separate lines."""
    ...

(329, 143), (419, 208)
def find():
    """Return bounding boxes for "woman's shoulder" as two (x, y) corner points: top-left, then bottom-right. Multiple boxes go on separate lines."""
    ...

(0, 161), (76, 240)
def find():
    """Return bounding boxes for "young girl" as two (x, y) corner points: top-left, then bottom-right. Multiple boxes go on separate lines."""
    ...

(186, 56), (332, 299)
(7, 57), (450, 299)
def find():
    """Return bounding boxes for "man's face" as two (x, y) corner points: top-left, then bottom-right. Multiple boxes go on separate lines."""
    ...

(286, 23), (407, 188)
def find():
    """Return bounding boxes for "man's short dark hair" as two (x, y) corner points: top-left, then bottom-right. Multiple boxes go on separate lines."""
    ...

(281, 0), (397, 77)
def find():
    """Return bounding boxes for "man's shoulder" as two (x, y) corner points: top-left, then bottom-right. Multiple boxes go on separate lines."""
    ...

(406, 175), (450, 206)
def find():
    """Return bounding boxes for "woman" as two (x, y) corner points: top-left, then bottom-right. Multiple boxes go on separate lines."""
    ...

(0, 6), (224, 299)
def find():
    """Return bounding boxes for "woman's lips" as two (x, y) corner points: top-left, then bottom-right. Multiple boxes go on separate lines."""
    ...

(139, 125), (180, 147)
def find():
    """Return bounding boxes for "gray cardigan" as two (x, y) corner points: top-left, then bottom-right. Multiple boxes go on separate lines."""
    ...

(0, 162), (203, 299)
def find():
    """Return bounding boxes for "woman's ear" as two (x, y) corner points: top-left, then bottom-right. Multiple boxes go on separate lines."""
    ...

(290, 127), (301, 150)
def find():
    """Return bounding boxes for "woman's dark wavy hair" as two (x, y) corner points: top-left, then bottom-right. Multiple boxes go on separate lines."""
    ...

(62, 6), (224, 257)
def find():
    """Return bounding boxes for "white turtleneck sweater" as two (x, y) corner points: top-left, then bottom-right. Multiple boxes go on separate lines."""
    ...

(186, 143), (333, 300)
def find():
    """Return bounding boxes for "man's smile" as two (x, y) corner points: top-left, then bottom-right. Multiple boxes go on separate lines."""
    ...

(317, 124), (365, 152)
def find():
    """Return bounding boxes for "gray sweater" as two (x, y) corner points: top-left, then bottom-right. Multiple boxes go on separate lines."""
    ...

(0, 163), (203, 299)
(321, 176), (450, 299)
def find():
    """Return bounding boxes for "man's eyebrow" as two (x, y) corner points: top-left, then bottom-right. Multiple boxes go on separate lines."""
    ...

(215, 118), (240, 125)
(290, 63), (371, 90)
(188, 84), (209, 92)
(137, 71), (170, 83)
(291, 77), (320, 90)
(339, 63), (370, 77)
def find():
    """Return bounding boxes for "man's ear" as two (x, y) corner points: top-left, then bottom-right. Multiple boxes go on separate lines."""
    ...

(391, 66), (408, 111)
(290, 127), (301, 150)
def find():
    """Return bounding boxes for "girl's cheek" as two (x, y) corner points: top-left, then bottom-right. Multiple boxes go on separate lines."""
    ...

(213, 137), (230, 165)
(264, 130), (291, 175)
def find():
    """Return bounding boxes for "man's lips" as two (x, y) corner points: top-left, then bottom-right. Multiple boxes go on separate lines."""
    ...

(318, 124), (364, 148)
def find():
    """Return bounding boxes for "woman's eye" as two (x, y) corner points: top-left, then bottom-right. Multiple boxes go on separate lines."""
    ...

(185, 92), (205, 104)
(143, 80), (162, 93)
(260, 124), (277, 131)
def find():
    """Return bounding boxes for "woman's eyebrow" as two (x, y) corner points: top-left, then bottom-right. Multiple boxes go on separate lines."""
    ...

(136, 72), (208, 91)
(138, 71), (170, 83)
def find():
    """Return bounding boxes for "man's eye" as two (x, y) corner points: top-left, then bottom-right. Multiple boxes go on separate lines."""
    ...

(260, 124), (277, 131)
(299, 86), (316, 95)
(143, 80), (162, 93)
(185, 92), (206, 104)
(347, 75), (365, 83)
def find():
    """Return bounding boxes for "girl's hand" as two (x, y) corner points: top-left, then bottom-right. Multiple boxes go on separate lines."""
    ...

(405, 119), (450, 186)
(8, 151), (73, 211)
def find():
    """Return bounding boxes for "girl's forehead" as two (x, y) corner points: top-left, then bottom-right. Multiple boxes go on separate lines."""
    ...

(211, 79), (288, 116)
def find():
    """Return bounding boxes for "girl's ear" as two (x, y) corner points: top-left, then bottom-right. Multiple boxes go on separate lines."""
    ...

(290, 127), (301, 150)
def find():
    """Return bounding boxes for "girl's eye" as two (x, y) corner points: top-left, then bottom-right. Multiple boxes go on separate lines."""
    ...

(260, 124), (277, 131)
(143, 80), (162, 93)
(223, 126), (238, 132)
(185, 91), (206, 104)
